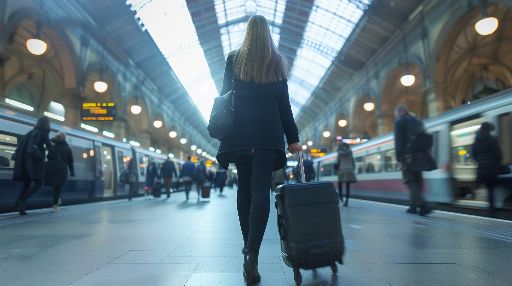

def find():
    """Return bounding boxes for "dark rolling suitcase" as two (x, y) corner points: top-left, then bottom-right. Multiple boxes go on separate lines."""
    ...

(275, 152), (345, 285)
(152, 181), (162, 198)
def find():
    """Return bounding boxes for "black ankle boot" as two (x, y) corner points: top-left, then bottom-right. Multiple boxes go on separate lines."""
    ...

(243, 252), (261, 284)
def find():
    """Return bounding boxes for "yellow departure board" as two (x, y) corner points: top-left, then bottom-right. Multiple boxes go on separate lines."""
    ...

(81, 102), (115, 121)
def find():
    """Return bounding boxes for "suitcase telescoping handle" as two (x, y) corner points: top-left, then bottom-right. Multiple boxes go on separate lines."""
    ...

(297, 151), (306, 183)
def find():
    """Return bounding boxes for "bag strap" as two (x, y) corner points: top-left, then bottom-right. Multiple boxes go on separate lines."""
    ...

(230, 51), (239, 110)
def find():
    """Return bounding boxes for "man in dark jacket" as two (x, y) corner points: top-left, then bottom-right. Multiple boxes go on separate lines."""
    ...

(394, 105), (432, 216)
(45, 132), (74, 210)
(13, 116), (52, 215)
(161, 158), (177, 199)
(180, 156), (195, 200)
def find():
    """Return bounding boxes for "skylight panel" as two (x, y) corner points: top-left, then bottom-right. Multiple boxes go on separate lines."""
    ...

(127, 0), (218, 121)
(288, 0), (371, 114)
(214, 0), (287, 56)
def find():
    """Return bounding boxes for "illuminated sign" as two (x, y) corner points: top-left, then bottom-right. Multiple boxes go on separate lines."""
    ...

(191, 155), (199, 163)
(206, 160), (214, 167)
(310, 147), (327, 158)
(81, 102), (116, 121)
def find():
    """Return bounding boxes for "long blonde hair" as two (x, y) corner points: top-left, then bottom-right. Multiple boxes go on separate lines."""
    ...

(234, 15), (288, 84)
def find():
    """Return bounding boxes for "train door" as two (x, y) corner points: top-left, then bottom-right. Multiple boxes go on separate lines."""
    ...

(100, 145), (114, 197)
(114, 148), (132, 196)
(450, 117), (485, 206)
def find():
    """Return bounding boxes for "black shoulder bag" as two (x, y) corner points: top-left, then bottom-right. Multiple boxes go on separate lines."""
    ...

(207, 56), (236, 141)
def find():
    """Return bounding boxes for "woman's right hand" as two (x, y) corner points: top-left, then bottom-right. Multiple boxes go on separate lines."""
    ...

(287, 142), (301, 154)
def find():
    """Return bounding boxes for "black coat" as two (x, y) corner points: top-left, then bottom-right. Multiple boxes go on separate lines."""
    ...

(161, 160), (177, 178)
(45, 139), (74, 187)
(13, 127), (51, 181)
(216, 51), (300, 170)
(394, 113), (423, 163)
(473, 133), (502, 182)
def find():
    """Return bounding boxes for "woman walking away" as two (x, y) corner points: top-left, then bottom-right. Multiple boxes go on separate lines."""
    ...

(44, 132), (74, 211)
(472, 122), (502, 212)
(194, 160), (208, 201)
(336, 142), (357, 206)
(13, 116), (51, 215)
(215, 169), (228, 194)
(145, 162), (159, 200)
(214, 15), (301, 284)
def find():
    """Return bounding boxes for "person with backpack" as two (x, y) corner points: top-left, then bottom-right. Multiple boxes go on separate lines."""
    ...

(44, 132), (74, 211)
(13, 116), (51, 215)
(394, 105), (432, 216)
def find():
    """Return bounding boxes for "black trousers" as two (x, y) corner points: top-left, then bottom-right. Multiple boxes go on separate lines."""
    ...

(53, 186), (62, 205)
(402, 165), (424, 207)
(235, 150), (277, 255)
(337, 182), (351, 203)
(16, 180), (42, 210)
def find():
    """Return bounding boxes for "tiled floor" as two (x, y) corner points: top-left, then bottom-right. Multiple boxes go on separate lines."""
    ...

(1, 188), (512, 286)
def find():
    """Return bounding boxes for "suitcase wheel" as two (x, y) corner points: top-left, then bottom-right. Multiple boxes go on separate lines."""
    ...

(330, 263), (338, 274)
(293, 268), (302, 285)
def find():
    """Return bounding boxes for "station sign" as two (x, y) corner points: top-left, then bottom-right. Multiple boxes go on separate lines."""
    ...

(309, 147), (328, 158)
(81, 102), (116, 121)
(191, 155), (199, 163)
(205, 160), (214, 167)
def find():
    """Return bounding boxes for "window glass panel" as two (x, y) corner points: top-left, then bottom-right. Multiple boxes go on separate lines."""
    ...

(498, 113), (512, 164)
(364, 153), (382, 173)
(355, 157), (364, 174)
(384, 150), (400, 172)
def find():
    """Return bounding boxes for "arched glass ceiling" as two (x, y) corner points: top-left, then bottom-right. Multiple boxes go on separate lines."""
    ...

(128, 0), (371, 120)
(214, 0), (285, 55)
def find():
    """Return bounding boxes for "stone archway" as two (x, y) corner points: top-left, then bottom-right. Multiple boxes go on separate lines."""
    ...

(379, 64), (424, 134)
(350, 95), (377, 138)
(434, 4), (512, 111)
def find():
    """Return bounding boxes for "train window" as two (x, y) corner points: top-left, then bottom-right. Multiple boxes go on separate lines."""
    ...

(450, 119), (482, 167)
(139, 155), (149, 176)
(498, 113), (512, 165)
(364, 153), (382, 173)
(320, 162), (334, 177)
(355, 157), (364, 174)
(0, 133), (18, 169)
(384, 150), (400, 172)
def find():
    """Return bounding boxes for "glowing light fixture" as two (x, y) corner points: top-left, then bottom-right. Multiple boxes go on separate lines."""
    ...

(156, 149), (162, 154)
(5, 98), (34, 111)
(338, 119), (348, 127)
(169, 131), (178, 138)
(196, 148), (202, 154)
(180, 138), (187, 144)
(102, 131), (115, 138)
(80, 123), (98, 133)
(323, 130), (331, 138)
(153, 120), (163, 128)
(363, 102), (375, 112)
(307, 140), (313, 146)
(191, 145), (197, 151)
(168, 153), (175, 158)
(129, 140), (141, 147)
(130, 104), (142, 115)
(149, 147), (155, 152)
(475, 17), (498, 36)
(93, 80), (108, 93)
(26, 38), (47, 56)
(202, 151), (207, 156)
(43, 111), (65, 122)
(400, 74), (415, 87)
(302, 145), (307, 150)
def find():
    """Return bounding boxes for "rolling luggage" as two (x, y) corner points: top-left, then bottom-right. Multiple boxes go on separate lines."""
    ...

(152, 181), (162, 198)
(275, 152), (345, 285)
(201, 182), (211, 198)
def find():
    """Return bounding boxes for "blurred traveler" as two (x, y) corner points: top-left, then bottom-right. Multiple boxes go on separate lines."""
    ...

(180, 156), (195, 200)
(44, 132), (74, 211)
(394, 105), (432, 216)
(214, 15), (301, 284)
(472, 122), (502, 211)
(215, 168), (228, 194)
(194, 160), (208, 201)
(335, 142), (356, 206)
(127, 158), (138, 201)
(13, 116), (51, 215)
(161, 157), (177, 199)
(145, 162), (159, 200)
(208, 170), (215, 189)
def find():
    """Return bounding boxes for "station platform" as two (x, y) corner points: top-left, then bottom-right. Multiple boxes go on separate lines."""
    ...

(1, 188), (512, 286)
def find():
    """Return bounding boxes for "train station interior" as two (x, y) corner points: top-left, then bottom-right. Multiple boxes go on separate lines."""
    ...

(1, 0), (512, 285)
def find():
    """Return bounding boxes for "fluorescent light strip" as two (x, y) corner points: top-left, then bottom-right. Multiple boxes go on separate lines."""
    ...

(43, 111), (65, 122)
(5, 98), (34, 111)
(80, 123), (98, 133)
(102, 131), (115, 138)
(451, 125), (481, 136)
(129, 141), (141, 147)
